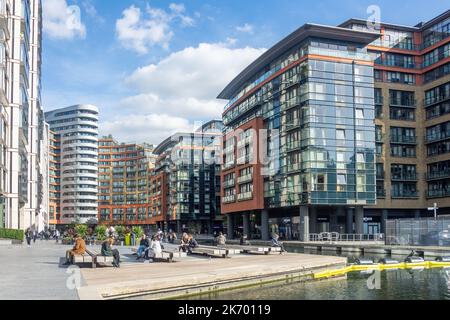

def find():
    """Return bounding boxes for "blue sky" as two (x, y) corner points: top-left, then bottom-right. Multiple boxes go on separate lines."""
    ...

(42, 0), (450, 144)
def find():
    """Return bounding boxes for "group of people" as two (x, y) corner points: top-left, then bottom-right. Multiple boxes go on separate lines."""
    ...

(25, 228), (61, 245)
(64, 234), (121, 268)
(179, 233), (199, 254)
(135, 234), (163, 261)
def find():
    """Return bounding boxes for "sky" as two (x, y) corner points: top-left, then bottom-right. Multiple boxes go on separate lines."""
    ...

(42, 0), (450, 145)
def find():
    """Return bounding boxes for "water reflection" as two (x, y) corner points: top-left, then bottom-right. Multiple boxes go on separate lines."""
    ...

(185, 248), (450, 300)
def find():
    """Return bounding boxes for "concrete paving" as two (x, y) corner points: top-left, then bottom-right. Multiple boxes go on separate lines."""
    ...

(0, 241), (81, 300)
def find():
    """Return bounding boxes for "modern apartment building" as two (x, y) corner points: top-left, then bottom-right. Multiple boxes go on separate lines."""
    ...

(1, 0), (48, 231)
(48, 129), (60, 226)
(45, 104), (99, 225)
(97, 136), (156, 226)
(218, 10), (450, 241)
(153, 120), (223, 234)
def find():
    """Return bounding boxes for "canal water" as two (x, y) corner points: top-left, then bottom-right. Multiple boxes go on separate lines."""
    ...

(185, 248), (450, 300)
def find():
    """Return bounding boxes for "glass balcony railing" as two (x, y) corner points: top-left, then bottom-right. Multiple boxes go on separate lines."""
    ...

(424, 95), (450, 107)
(390, 135), (416, 144)
(426, 132), (450, 143)
(222, 195), (236, 204)
(390, 98), (416, 108)
(427, 171), (450, 180)
(375, 59), (419, 69)
(391, 174), (418, 181)
(237, 174), (252, 184)
(308, 46), (372, 61)
(223, 179), (235, 188)
(428, 189), (450, 198)
(391, 191), (419, 198)
(371, 39), (419, 51)
(238, 192), (253, 201)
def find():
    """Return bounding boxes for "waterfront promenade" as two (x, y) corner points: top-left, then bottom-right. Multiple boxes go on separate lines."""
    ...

(0, 240), (346, 300)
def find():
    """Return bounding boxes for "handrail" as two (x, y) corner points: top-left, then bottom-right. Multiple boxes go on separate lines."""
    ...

(309, 233), (384, 242)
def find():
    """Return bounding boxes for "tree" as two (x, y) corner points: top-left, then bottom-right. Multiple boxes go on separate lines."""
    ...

(75, 224), (88, 239)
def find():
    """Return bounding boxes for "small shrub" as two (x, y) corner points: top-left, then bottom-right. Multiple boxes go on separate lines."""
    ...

(132, 226), (144, 239)
(0, 228), (24, 241)
(95, 225), (107, 241)
(75, 224), (88, 239)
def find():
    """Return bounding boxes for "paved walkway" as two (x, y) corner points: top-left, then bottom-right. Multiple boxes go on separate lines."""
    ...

(0, 241), (81, 300)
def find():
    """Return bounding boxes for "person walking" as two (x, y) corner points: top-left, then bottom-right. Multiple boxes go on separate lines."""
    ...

(101, 237), (121, 268)
(25, 228), (32, 246)
(33, 229), (38, 243)
(55, 229), (60, 243)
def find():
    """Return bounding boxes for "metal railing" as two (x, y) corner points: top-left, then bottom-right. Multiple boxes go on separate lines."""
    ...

(309, 233), (384, 243)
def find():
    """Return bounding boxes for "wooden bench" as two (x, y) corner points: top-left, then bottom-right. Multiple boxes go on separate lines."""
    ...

(72, 253), (95, 268)
(85, 248), (114, 268)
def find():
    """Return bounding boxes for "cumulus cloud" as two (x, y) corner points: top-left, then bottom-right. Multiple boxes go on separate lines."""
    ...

(108, 42), (266, 143)
(236, 23), (254, 34)
(115, 3), (195, 54)
(100, 114), (194, 145)
(43, 0), (86, 40)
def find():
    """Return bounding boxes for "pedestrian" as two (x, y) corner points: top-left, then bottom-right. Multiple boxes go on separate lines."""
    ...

(25, 228), (32, 246)
(147, 234), (163, 262)
(33, 229), (38, 243)
(55, 229), (60, 243)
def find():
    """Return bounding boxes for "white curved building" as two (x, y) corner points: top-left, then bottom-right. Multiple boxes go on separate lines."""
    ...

(45, 105), (99, 224)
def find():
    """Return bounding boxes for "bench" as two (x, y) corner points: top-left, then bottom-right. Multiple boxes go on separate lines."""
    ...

(220, 245), (270, 255)
(85, 248), (114, 268)
(191, 246), (229, 258)
(131, 247), (179, 263)
(72, 253), (95, 268)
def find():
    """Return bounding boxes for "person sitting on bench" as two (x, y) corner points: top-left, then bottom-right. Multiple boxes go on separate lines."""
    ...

(216, 232), (226, 246)
(240, 234), (251, 246)
(64, 234), (86, 265)
(187, 234), (199, 254)
(101, 237), (121, 268)
(179, 233), (189, 253)
(146, 234), (162, 261)
(271, 233), (286, 254)
(136, 234), (150, 260)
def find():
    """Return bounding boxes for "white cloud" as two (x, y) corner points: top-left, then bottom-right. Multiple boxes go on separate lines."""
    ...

(115, 3), (195, 54)
(236, 23), (254, 34)
(43, 0), (86, 40)
(100, 114), (193, 145)
(82, 0), (105, 23)
(108, 42), (266, 143)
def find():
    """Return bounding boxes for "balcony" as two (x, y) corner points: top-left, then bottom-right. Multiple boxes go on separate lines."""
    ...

(376, 59), (419, 69)
(390, 135), (416, 144)
(371, 39), (419, 51)
(285, 119), (301, 131)
(390, 98), (416, 108)
(223, 179), (236, 188)
(283, 97), (301, 111)
(391, 191), (419, 199)
(424, 95), (450, 107)
(285, 140), (301, 152)
(427, 189), (450, 198)
(238, 192), (253, 201)
(426, 132), (450, 144)
(222, 195), (236, 204)
(391, 174), (418, 181)
(222, 161), (235, 170)
(237, 136), (253, 148)
(237, 174), (252, 184)
(427, 171), (450, 180)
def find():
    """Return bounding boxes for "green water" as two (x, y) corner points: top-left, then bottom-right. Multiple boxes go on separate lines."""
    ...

(185, 248), (450, 300)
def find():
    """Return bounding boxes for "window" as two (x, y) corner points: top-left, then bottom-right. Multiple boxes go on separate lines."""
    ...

(336, 129), (345, 140)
